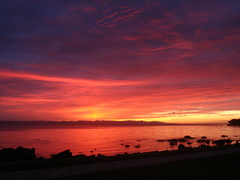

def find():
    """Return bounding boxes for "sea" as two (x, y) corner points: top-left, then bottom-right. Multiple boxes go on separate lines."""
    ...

(0, 121), (240, 158)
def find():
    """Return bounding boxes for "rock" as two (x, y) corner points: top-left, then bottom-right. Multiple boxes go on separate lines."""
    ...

(170, 141), (177, 146)
(0, 146), (36, 162)
(178, 139), (186, 142)
(75, 154), (86, 157)
(201, 136), (207, 139)
(50, 149), (72, 159)
(187, 142), (192, 145)
(157, 139), (164, 142)
(168, 139), (178, 142)
(197, 139), (206, 143)
(125, 145), (130, 148)
(225, 139), (232, 144)
(16, 146), (36, 160)
(221, 135), (228, 138)
(212, 140), (225, 146)
(135, 145), (140, 148)
(178, 144), (185, 150)
(184, 135), (194, 139)
(97, 153), (106, 157)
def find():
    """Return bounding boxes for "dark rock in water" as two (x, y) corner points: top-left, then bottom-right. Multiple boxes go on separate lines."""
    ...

(157, 139), (164, 142)
(199, 144), (208, 147)
(212, 140), (225, 146)
(135, 145), (141, 148)
(184, 135), (194, 139)
(197, 139), (206, 143)
(178, 139), (187, 142)
(206, 140), (210, 144)
(221, 135), (228, 138)
(187, 142), (192, 145)
(201, 136), (207, 139)
(0, 146), (36, 162)
(168, 139), (178, 142)
(212, 139), (232, 146)
(225, 139), (232, 144)
(50, 149), (72, 159)
(125, 145), (130, 148)
(97, 153), (106, 157)
(178, 144), (185, 150)
(170, 141), (177, 146)
(75, 154), (86, 157)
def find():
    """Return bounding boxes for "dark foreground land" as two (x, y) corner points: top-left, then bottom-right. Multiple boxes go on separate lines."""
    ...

(1, 144), (240, 180)
(57, 152), (240, 180)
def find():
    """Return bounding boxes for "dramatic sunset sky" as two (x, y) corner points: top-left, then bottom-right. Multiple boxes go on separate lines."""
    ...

(1, 0), (240, 123)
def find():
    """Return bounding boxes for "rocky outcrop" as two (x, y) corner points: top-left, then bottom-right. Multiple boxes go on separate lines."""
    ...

(178, 144), (185, 150)
(50, 149), (72, 159)
(228, 118), (240, 126)
(184, 135), (194, 139)
(0, 146), (36, 162)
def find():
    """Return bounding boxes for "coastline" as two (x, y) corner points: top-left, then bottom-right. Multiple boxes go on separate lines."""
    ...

(1, 144), (240, 179)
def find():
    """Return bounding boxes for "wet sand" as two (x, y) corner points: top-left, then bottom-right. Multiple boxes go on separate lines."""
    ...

(1, 146), (240, 180)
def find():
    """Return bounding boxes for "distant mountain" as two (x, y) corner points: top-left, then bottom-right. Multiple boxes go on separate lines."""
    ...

(228, 118), (240, 126)
(0, 120), (176, 130)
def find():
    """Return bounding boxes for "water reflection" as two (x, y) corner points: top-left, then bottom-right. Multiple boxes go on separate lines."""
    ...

(1, 125), (240, 158)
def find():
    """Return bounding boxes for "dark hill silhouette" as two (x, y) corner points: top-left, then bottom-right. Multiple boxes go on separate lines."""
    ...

(228, 118), (240, 126)
(0, 120), (177, 130)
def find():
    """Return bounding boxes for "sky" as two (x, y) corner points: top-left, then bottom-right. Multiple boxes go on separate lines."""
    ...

(1, 0), (240, 123)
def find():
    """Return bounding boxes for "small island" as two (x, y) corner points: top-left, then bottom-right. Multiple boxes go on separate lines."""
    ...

(228, 118), (240, 126)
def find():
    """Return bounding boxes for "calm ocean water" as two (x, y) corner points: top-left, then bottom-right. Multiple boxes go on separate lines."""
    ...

(1, 123), (240, 158)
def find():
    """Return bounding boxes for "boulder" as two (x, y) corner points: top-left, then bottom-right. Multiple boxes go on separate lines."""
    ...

(135, 145), (141, 148)
(50, 149), (72, 159)
(225, 139), (232, 144)
(178, 139), (187, 142)
(197, 139), (206, 143)
(168, 139), (178, 142)
(178, 144), (185, 150)
(221, 135), (228, 138)
(184, 135), (194, 139)
(170, 141), (177, 146)
(0, 146), (36, 162)
(212, 140), (225, 146)
(97, 153), (106, 157)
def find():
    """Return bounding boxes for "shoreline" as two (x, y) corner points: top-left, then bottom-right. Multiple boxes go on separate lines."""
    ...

(1, 144), (240, 179)
(0, 144), (240, 179)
